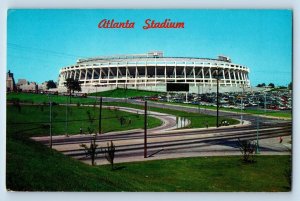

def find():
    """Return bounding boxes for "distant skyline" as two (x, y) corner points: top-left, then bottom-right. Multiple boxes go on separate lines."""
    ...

(7, 9), (292, 86)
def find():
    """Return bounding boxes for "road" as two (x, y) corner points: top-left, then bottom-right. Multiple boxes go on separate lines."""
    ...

(32, 121), (292, 165)
(102, 106), (189, 133)
(32, 97), (292, 165)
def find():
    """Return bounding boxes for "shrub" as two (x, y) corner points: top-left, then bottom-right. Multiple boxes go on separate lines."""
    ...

(105, 141), (116, 170)
(237, 138), (256, 163)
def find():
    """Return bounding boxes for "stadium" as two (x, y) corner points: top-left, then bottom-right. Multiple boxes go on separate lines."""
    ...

(57, 51), (251, 93)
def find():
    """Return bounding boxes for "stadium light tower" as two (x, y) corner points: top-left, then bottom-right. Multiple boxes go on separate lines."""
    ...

(216, 66), (220, 128)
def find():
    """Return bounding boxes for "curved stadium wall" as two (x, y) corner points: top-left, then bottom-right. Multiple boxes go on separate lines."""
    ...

(58, 51), (250, 93)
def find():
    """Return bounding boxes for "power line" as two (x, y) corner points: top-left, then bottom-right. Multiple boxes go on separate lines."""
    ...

(7, 42), (87, 59)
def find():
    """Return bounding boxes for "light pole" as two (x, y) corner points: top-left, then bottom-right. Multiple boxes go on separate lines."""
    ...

(256, 116), (260, 154)
(48, 94), (53, 148)
(264, 91), (267, 115)
(198, 85), (200, 114)
(95, 84), (102, 135)
(144, 101), (148, 158)
(216, 67), (220, 128)
(99, 96), (102, 135)
(65, 95), (68, 137)
(240, 84), (245, 125)
(240, 97), (243, 124)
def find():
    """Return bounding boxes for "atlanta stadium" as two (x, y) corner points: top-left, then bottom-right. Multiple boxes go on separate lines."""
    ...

(57, 51), (250, 93)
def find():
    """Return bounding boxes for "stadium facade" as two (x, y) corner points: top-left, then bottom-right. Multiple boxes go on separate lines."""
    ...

(57, 51), (251, 93)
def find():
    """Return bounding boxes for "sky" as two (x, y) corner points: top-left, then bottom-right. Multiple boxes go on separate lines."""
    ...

(7, 9), (292, 86)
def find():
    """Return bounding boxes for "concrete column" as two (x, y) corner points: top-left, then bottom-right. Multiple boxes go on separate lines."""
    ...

(70, 71), (74, 79)
(222, 69), (226, 86)
(84, 69), (88, 85)
(74, 70), (77, 80)
(115, 67), (118, 87)
(79, 69), (82, 80)
(202, 67), (205, 87)
(233, 70), (237, 86)
(108, 67), (110, 85)
(91, 69), (95, 81)
(99, 68), (102, 84)
(135, 66), (138, 87)
(228, 69), (232, 86)
(240, 72), (244, 85)
(237, 71), (241, 85)
(209, 68), (213, 87)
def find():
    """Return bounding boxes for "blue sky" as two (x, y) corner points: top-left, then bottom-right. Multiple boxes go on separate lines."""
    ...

(7, 9), (292, 86)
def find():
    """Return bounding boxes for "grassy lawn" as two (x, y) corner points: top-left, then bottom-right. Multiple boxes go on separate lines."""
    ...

(6, 93), (291, 192)
(89, 88), (163, 98)
(102, 101), (240, 128)
(7, 92), (240, 129)
(7, 105), (162, 137)
(7, 92), (97, 105)
(6, 135), (291, 191)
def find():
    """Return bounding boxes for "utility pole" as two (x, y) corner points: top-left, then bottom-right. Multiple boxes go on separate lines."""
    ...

(240, 97), (243, 124)
(49, 95), (53, 148)
(198, 85), (200, 114)
(240, 84), (244, 125)
(216, 67), (219, 128)
(264, 92), (267, 115)
(144, 101), (147, 158)
(65, 96), (68, 136)
(256, 116), (260, 154)
(98, 96), (102, 135)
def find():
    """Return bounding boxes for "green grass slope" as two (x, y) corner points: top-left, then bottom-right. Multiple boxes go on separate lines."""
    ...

(6, 136), (291, 192)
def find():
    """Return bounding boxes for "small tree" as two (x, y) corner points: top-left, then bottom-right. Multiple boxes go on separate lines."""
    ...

(237, 138), (256, 163)
(80, 110), (101, 165)
(64, 78), (82, 103)
(80, 135), (101, 166)
(257, 83), (266, 87)
(268, 83), (275, 88)
(119, 116), (126, 126)
(86, 110), (95, 135)
(105, 141), (116, 170)
(288, 82), (292, 90)
(46, 80), (57, 89)
(64, 78), (82, 94)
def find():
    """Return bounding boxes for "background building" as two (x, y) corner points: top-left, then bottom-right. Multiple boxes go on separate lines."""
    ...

(6, 70), (16, 92)
(17, 79), (38, 92)
(58, 51), (251, 93)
